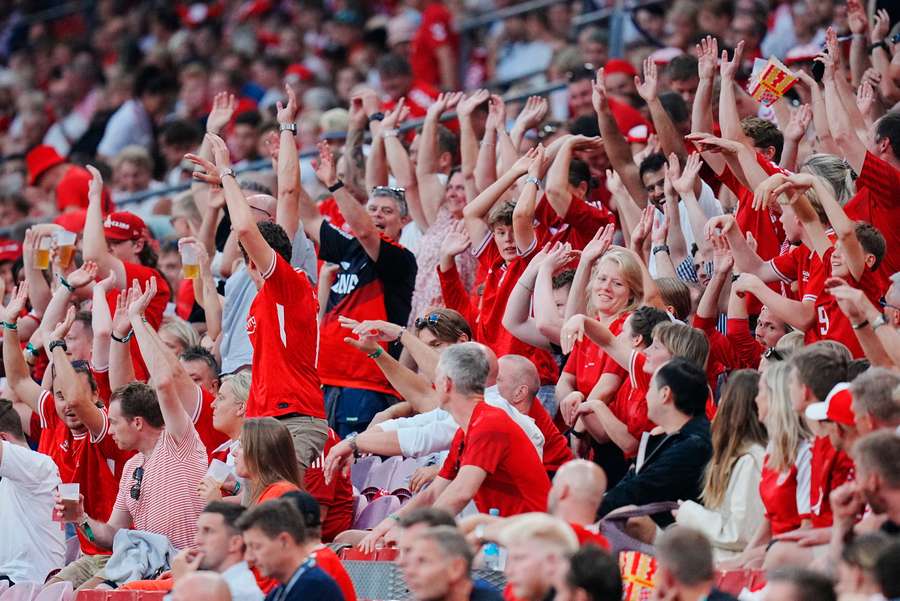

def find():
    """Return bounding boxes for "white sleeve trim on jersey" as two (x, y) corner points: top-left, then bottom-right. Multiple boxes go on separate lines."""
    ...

(516, 236), (538, 258)
(191, 385), (204, 425)
(261, 249), (278, 280)
(471, 231), (493, 258)
(768, 258), (794, 285)
(89, 407), (110, 444)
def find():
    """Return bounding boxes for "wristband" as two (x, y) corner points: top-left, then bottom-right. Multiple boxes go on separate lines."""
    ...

(382, 128), (399, 138)
(367, 347), (384, 359)
(368, 112), (385, 122)
(111, 330), (134, 344)
(327, 180), (345, 193)
(49, 339), (68, 354)
(851, 319), (870, 330)
(1, 320), (16, 330)
(25, 342), (40, 357)
(871, 314), (888, 331)
(80, 519), (96, 542)
(346, 432), (360, 455)
(652, 245), (670, 256)
(868, 40), (888, 54)
(219, 167), (236, 181)
(524, 176), (541, 187)
(58, 275), (75, 293)
(279, 123), (297, 133)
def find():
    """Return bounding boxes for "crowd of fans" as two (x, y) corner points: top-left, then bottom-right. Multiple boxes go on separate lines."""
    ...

(2, 0), (900, 600)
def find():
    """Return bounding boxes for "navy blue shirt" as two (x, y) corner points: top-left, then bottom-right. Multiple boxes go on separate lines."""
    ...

(264, 563), (344, 601)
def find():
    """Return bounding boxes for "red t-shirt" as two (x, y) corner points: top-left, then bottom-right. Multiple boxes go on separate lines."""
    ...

(759, 454), (802, 535)
(440, 237), (558, 385)
(768, 241), (829, 304)
(808, 247), (888, 358)
(105, 261), (171, 382)
(304, 429), (354, 542)
(37, 390), (131, 555)
(570, 523), (610, 549)
(312, 546), (358, 601)
(725, 317), (763, 370)
(810, 436), (855, 528)
(192, 386), (229, 458)
(526, 400), (573, 473)
(565, 313), (628, 395)
(409, 2), (458, 89)
(844, 152), (900, 277)
(91, 365), (112, 405)
(534, 194), (614, 252)
(629, 351), (716, 422)
(382, 82), (439, 120)
(438, 402), (551, 515)
(246, 253), (325, 419)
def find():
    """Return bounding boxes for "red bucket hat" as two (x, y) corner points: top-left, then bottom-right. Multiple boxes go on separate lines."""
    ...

(26, 145), (65, 186)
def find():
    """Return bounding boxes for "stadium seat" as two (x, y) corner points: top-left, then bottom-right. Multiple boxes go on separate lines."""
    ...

(352, 494), (401, 530)
(386, 457), (419, 494)
(32, 582), (72, 601)
(360, 456), (402, 498)
(0, 582), (37, 601)
(350, 456), (380, 492)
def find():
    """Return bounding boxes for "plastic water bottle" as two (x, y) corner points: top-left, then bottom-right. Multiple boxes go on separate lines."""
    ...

(482, 508), (502, 571)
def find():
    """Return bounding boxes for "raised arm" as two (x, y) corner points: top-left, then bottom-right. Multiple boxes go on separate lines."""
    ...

(670, 152), (713, 258)
(474, 108), (498, 193)
(127, 278), (193, 443)
(636, 58), (687, 160)
(417, 93), (462, 225)
(564, 225), (614, 319)
(21, 229), (53, 317)
(509, 96), (549, 151)
(45, 307), (105, 438)
(534, 243), (576, 346)
(870, 10), (900, 104)
(512, 145), (545, 253)
(561, 315), (633, 370)
(502, 247), (552, 350)
(193, 92), (237, 214)
(733, 273), (816, 332)
(345, 91), (379, 197)
(383, 100), (427, 232)
(779, 104), (812, 172)
(274, 85), (302, 241)
(462, 148), (536, 245)
(718, 41), (753, 147)
(545, 136), (603, 219)
(795, 71), (839, 155)
(1, 284), (43, 410)
(819, 45), (868, 175)
(697, 236), (734, 320)
(705, 214), (778, 281)
(109, 290), (136, 390)
(593, 68), (647, 207)
(692, 36), (726, 175)
(457, 90), (490, 201)
(91, 272), (117, 371)
(82, 166), (125, 284)
(30, 261), (98, 355)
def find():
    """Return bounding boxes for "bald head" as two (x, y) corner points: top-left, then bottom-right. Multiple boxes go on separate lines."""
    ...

(171, 572), (231, 601)
(246, 193), (277, 222)
(497, 355), (540, 406)
(473, 343), (499, 387)
(548, 459), (607, 518)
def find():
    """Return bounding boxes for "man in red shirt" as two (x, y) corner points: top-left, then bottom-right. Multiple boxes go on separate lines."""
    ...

(377, 54), (438, 120)
(302, 429), (354, 542)
(25, 144), (114, 214)
(205, 133), (328, 479)
(358, 343), (551, 553)
(495, 354), (573, 476)
(409, 0), (458, 91)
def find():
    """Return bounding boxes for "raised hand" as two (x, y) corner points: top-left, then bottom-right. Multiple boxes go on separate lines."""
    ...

(540, 241), (579, 273)
(311, 140), (338, 187)
(696, 35), (718, 80)
(345, 318), (404, 342)
(440, 220), (472, 258)
(732, 272), (763, 296)
(605, 169), (627, 197)
(111, 288), (131, 337)
(752, 172), (791, 211)
(720, 40), (744, 81)
(0, 282), (28, 324)
(204, 133), (231, 170)
(582, 224), (614, 263)
(527, 144), (547, 178)
(591, 68), (608, 113)
(814, 51), (836, 83)
(704, 214), (736, 240)
(670, 152), (702, 198)
(382, 98), (410, 130)
(512, 145), (541, 175)
(857, 81), (876, 118)
(824, 27), (841, 67)
(457, 89), (490, 119)
(86, 165), (103, 202)
(65, 260), (98, 289)
(276, 84), (299, 126)
(206, 92), (237, 134)
(488, 94), (507, 128)
(631, 204), (654, 250)
(427, 91), (463, 121)
(684, 132), (742, 155)
(847, 0), (869, 35)
(711, 234), (734, 276)
(560, 391), (585, 427)
(184, 152), (222, 187)
(126, 276), (157, 321)
(784, 104), (812, 142)
(871, 9), (890, 43)
(634, 57), (658, 102)
(514, 96), (549, 131)
(651, 208), (669, 247)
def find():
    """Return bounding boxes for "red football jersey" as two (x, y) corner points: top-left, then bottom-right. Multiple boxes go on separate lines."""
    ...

(246, 252), (325, 419)
(304, 429), (354, 542)
(810, 436), (855, 528)
(845, 152), (900, 277)
(527, 400), (574, 473)
(438, 402), (551, 516)
(409, 2), (458, 89)
(759, 454), (802, 535)
(192, 386), (229, 458)
(534, 194), (615, 252)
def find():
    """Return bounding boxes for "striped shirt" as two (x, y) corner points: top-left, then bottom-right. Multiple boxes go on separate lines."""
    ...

(112, 426), (207, 549)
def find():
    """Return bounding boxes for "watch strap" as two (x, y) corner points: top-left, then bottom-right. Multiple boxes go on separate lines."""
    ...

(49, 339), (68, 354)
(368, 112), (385, 122)
(279, 123), (297, 133)
(327, 180), (345, 193)
(219, 167), (236, 180)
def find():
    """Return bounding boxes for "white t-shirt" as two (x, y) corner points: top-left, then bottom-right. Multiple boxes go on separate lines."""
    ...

(648, 180), (723, 277)
(0, 441), (66, 583)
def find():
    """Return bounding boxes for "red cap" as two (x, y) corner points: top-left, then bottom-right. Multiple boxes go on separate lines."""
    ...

(0, 239), (22, 263)
(25, 145), (65, 186)
(604, 59), (638, 78)
(285, 64), (314, 83)
(104, 211), (147, 242)
(805, 383), (855, 427)
(55, 166), (114, 213)
(54, 208), (88, 232)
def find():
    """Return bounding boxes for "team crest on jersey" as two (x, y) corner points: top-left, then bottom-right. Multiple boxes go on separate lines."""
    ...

(60, 439), (70, 453)
(246, 315), (257, 335)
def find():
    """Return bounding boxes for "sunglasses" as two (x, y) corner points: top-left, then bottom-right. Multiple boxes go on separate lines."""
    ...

(372, 186), (406, 204)
(414, 312), (466, 338)
(130, 466), (144, 501)
(566, 63), (597, 82)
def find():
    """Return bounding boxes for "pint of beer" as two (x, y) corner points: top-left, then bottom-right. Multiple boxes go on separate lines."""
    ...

(35, 237), (51, 270)
(181, 243), (200, 279)
(55, 230), (77, 269)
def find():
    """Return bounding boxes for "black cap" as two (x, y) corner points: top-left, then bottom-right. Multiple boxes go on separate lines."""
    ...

(281, 490), (322, 528)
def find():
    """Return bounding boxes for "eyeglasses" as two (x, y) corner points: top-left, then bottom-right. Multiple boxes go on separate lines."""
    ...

(371, 186), (406, 204)
(763, 347), (784, 362)
(566, 63), (596, 82)
(130, 466), (144, 501)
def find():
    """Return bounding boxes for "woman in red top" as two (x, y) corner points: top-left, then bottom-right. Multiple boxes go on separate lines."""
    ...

(720, 362), (812, 570)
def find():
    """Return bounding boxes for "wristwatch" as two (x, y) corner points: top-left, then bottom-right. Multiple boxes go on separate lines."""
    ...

(868, 40), (888, 54)
(524, 176), (541, 187)
(327, 180), (345, 193)
(279, 123), (297, 133)
(219, 167), (236, 181)
(871, 313), (888, 331)
(652, 245), (670, 255)
(48, 339), (68, 354)
(851, 319), (869, 330)
(345, 432), (360, 456)
(368, 112), (385, 122)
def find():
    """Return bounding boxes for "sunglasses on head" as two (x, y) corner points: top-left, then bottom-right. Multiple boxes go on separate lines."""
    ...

(130, 466), (144, 501)
(372, 186), (406, 204)
(763, 347), (784, 362)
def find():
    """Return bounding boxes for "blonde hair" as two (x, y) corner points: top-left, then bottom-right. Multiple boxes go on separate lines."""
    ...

(763, 362), (812, 473)
(587, 248), (644, 317)
(221, 370), (252, 404)
(775, 331), (804, 356)
(655, 277), (692, 321)
(160, 315), (201, 351)
(652, 322), (709, 369)
(801, 154), (857, 206)
(113, 145), (154, 174)
(498, 513), (579, 554)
